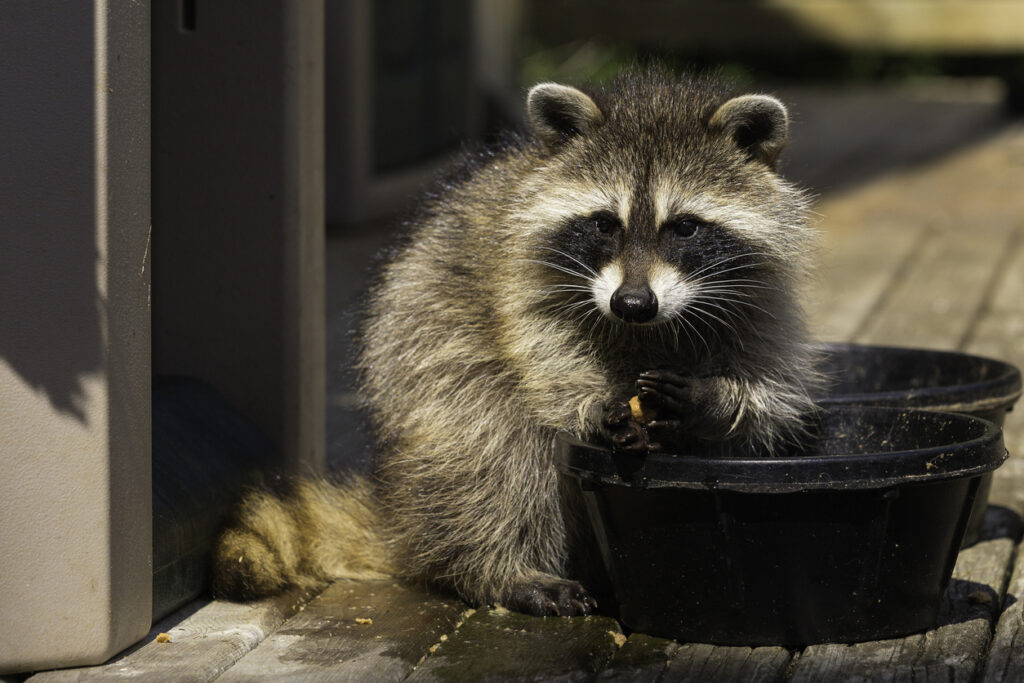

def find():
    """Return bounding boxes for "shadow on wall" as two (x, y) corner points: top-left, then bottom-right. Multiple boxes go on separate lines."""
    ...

(0, 3), (102, 423)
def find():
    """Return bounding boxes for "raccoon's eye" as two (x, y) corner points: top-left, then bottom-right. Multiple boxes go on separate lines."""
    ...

(587, 211), (621, 235)
(664, 216), (702, 239)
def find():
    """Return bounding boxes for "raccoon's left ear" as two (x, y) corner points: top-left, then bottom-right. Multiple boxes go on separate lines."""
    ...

(527, 83), (605, 150)
(710, 95), (789, 167)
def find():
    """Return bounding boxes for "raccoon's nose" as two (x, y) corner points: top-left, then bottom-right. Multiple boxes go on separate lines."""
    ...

(610, 285), (658, 323)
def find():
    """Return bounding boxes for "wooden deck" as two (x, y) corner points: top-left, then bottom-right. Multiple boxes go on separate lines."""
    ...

(24, 122), (1024, 682)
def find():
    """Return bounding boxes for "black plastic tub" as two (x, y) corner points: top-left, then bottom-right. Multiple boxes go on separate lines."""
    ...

(558, 407), (1006, 647)
(814, 343), (1022, 546)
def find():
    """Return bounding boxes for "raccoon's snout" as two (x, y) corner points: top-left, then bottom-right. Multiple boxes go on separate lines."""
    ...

(610, 284), (658, 323)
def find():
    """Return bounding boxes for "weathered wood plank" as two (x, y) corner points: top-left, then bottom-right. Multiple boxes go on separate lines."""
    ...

(807, 218), (929, 343)
(809, 122), (1024, 349)
(661, 643), (791, 683)
(787, 508), (1018, 682)
(406, 606), (623, 682)
(216, 580), (466, 682)
(982, 541), (1024, 682)
(852, 213), (1017, 349)
(596, 633), (679, 682)
(26, 588), (316, 683)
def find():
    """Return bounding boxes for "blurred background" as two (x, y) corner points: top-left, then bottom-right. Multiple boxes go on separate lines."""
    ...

(325, 0), (1024, 469)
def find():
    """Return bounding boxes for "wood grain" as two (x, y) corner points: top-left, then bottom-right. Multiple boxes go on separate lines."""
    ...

(808, 219), (930, 343)
(596, 633), (679, 681)
(216, 581), (466, 682)
(661, 643), (791, 683)
(982, 541), (1024, 682)
(851, 212), (1017, 349)
(407, 606), (623, 682)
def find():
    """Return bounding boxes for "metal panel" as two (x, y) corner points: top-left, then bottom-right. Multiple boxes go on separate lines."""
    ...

(0, 0), (152, 672)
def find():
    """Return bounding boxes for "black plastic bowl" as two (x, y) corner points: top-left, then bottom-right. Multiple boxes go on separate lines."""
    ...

(814, 343), (1022, 546)
(557, 407), (1006, 647)
(814, 343), (1022, 423)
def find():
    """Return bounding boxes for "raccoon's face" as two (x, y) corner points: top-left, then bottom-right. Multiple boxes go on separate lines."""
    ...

(537, 184), (767, 329)
(521, 79), (808, 337)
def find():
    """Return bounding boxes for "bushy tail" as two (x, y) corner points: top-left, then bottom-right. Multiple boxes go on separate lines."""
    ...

(211, 475), (395, 600)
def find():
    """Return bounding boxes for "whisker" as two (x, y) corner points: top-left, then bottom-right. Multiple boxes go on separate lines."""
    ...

(535, 246), (600, 279)
(538, 285), (594, 295)
(687, 261), (769, 285)
(687, 302), (739, 335)
(694, 279), (772, 290)
(703, 294), (777, 320)
(687, 303), (746, 352)
(685, 252), (771, 281)
(675, 313), (711, 359)
(518, 258), (592, 282)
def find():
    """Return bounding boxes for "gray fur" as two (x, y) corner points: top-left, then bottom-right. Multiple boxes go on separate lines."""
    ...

(212, 70), (822, 616)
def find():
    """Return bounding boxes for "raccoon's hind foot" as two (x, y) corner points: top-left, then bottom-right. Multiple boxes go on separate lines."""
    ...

(637, 371), (739, 443)
(601, 399), (651, 453)
(504, 577), (598, 617)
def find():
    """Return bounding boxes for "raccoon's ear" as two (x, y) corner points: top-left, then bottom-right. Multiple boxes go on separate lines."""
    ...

(526, 83), (605, 150)
(710, 94), (789, 167)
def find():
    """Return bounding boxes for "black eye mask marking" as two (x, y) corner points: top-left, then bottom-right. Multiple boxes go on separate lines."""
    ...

(587, 210), (621, 235)
(657, 216), (763, 280)
(661, 214), (704, 239)
(539, 210), (622, 280)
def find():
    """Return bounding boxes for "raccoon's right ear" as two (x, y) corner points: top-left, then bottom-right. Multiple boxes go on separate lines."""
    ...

(526, 83), (605, 151)
(710, 94), (790, 167)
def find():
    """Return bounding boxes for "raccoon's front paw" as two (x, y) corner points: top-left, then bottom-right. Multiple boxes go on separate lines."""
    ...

(505, 577), (598, 617)
(636, 371), (739, 443)
(601, 399), (650, 452)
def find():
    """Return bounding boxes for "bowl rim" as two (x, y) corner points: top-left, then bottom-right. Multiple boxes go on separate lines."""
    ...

(812, 342), (1023, 412)
(556, 407), (1007, 493)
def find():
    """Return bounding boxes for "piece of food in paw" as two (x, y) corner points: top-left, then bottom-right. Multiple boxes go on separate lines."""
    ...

(628, 395), (657, 424)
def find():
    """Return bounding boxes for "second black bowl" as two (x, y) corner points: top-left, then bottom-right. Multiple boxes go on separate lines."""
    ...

(814, 342), (1021, 546)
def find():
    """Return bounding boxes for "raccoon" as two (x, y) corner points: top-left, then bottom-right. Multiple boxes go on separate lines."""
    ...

(213, 70), (821, 617)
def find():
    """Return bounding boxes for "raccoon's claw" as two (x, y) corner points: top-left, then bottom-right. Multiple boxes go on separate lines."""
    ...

(639, 369), (689, 385)
(637, 372), (694, 416)
(639, 372), (740, 442)
(609, 422), (649, 452)
(506, 578), (597, 617)
(601, 399), (651, 452)
(602, 399), (633, 427)
(644, 419), (686, 452)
